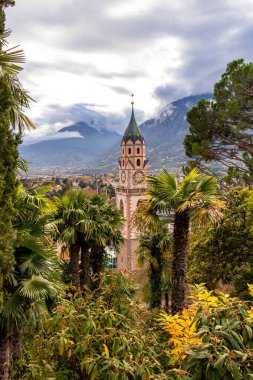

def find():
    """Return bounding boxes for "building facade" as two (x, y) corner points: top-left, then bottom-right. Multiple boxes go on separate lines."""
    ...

(116, 102), (149, 272)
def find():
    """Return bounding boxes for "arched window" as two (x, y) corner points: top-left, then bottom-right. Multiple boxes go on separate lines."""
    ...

(136, 147), (140, 154)
(122, 148), (125, 155)
(136, 159), (141, 166)
(128, 148), (131, 154)
(122, 159), (124, 166)
(120, 199), (124, 215)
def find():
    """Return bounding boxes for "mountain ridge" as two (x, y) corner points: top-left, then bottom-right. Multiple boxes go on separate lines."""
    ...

(20, 93), (213, 173)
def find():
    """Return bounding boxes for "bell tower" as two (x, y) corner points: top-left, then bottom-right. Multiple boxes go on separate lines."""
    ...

(116, 99), (149, 272)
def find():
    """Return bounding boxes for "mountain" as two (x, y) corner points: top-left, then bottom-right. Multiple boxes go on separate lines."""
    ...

(20, 94), (212, 174)
(20, 122), (121, 168)
(95, 93), (212, 172)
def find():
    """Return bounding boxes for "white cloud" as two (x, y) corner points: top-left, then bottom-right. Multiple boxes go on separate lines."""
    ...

(5, 0), (253, 140)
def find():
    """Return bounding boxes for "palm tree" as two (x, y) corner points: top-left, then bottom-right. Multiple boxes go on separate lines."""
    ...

(133, 199), (171, 309)
(55, 190), (90, 289)
(137, 227), (171, 309)
(55, 192), (124, 289)
(147, 168), (224, 314)
(88, 195), (123, 277)
(0, 185), (61, 380)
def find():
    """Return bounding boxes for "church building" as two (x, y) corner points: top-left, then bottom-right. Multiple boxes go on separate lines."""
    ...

(116, 101), (149, 272)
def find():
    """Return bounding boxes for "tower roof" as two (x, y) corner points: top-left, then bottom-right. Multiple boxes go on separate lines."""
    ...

(121, 103), (144, 144)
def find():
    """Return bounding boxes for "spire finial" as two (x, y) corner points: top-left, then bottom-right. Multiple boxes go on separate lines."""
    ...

(131, 93), (134, 109)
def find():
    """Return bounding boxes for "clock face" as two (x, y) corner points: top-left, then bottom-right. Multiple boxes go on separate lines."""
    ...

(133, 170), (145, 184)
(121, 170), (126, 183)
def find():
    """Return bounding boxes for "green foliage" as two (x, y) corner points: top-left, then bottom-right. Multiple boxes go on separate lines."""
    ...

(55, 190), (123, 288)
(2, 184), (61, 327)
(184, 59), (253, 180)
(136, 224), (172, 309)
(188, 188), (253, 296)
(147, 168), (223, 314)
(160, 284), (253, 379)
(0, 3), (35, 310)
(181, 300), (253, 379)
(133, 198), (172, 309)
(0, 67), (19, 304)
(20, 271), (169, 379)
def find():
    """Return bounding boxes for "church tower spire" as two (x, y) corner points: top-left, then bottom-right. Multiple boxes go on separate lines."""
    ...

(122, 100), (144, 144)
(116, 100), (149, 273)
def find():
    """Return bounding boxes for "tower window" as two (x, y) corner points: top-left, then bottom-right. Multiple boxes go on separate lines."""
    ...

(136, 159), (141, 166)
(137, 147), (140, 154)
(122, 148), (125, 155)
(122, 159), (124, 166)
(128, 148), (131, 154)
(120, 199), (124, 215)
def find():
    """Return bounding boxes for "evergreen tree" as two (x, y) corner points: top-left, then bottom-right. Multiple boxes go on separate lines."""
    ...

(0, 1), (17, 308)
(0, 0), (34, 311)
(0, 74), (19, 305)
(184, 59), (253, 180)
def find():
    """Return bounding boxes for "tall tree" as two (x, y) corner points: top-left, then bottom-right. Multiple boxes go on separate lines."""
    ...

(0, 1), (34, 307)
(133, 199), (171, 309)
(147, 168), (223, 314)
(188, 188), (253, 297)
(55, 191), (123, 288)
(55, 190), (89, 289)
(89, 195), (123, 277)
(184, 59), (253, 180)
(0, 185), (60, 380)
(0, 1), (32, 308)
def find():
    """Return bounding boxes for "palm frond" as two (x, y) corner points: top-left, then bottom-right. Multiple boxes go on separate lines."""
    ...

(132, 198), (160, 234)
(9, 107), (36, 132)
(0, 28), (12, 46)
(60, 226), (77, 245)
(19, 253), (54, 277)
(15, 154), (29, 175)
(18, 234), (46, 257)
(27, 299), (49, 321)
(1, 294), (25, 326)
(189, 196), (225, 225)
(196, 175), (218, 195)
(0, 47), (24, 76)
(180, 167), (200, 187)
(18, 276), (55, 300)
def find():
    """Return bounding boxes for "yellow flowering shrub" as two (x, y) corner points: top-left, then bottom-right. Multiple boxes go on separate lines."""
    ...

(159, 307), (199, 365)
(159, 284), (232, 365)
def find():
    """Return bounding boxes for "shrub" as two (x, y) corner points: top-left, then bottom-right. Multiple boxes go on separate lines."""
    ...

(160, 284), (253, 379)
(20, 271), (169, 379)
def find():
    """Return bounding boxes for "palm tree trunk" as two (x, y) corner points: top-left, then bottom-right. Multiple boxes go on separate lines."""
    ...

(164, 291), (169, 313)
(150, 246), (163, 309)
(91, 247), (104, 276)
(80, 242), (90, 287)
(172, 211), (190, 315)
(11, 326), (22, 363)
(69, 243), (80, 289)
(0, 324), (11, 380)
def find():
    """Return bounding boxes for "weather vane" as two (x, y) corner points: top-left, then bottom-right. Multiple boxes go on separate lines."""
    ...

(131, 93), (134, 106)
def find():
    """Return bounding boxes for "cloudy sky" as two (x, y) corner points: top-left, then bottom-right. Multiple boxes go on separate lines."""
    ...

(6, 0), (253, 141)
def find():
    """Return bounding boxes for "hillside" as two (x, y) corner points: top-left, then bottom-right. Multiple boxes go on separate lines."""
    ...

(20, 94), (212, 173)
(20, 122), (121, 168)
(95, 93), (212, 172)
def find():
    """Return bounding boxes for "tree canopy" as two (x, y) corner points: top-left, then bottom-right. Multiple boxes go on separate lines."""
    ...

(188, 188), (253, 297)
(184, 59), (253, 178)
